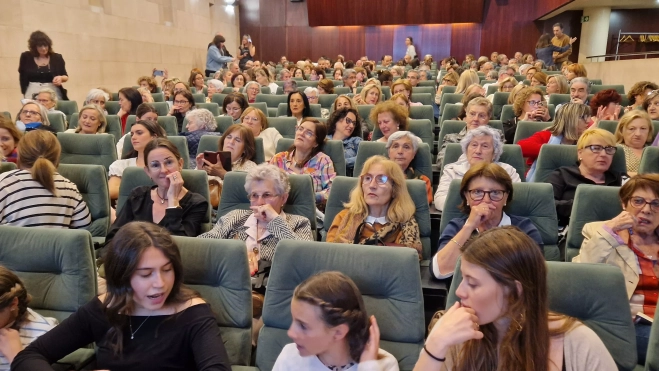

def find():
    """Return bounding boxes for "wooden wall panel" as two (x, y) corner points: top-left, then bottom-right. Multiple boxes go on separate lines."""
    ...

(259, 0), (287, 27)
(286, 0), (308, 27)
(287, 26), (313, 62)
(450, 23), (481, 60)
(259, 27), (288, 64)
(311, 27), (341, 61)
(364, 26), (395, 63)
(480, 0), (541, 57)
(419, 25), (453, 61)
(338, 27), (366, 62)
(536, 0), (574, 19)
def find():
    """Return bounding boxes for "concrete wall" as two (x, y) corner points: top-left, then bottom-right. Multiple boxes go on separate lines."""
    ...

(584, 59), (659, 92)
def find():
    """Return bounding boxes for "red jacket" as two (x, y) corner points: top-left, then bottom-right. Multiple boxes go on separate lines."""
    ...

(517, 130), (551, 167)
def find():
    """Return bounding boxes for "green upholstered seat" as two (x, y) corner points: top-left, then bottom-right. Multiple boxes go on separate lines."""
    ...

(105, 101), (120, 115)
(276, 138), (346, 176)
(440, 180), (559, 261)
(122, 135), (190, 168)
(196, 102), (220, 116)
(276, 103), (322, 118)
(598, 120), (619, 135)
(117, 167), (211, 232)
(492, 92), (510, 120)
(218, 171), (316, 230)
(439, 93), (464, 119)
(446, 260), (637, 370)
(192, 93), (206, 103)
(47, 112), (66, 132)
(353, 141), (433, 184)
(548, 94), (571, 107)
(191, 87), (208, 95)
(442, 86), (457, 94)
(639, 146), (659, 174)
(410, 93), (433, 106)
(69, 113), (122, 143)
(1, 111), (11, 120)
(533, 144), (627, 183)
(439, 103), (462, 125)
(412, 86), (435, 95)
(371, 119), (434, 150)
(441, 143), (526, 182)
(265, 117), (296, 139)
(57, 132), (117, 172)
(174, 236), (253, 365)
(591, 84), (625, 95)
(250, 102), (269, 117)
(318, 94), (338, 109)
(211, 93), (228, 107)
(55, 100), (79, 122)
(151, 92), (165, 102)
(58, 164), (110, 238)
(197, 135), (265, 164)
(255, 241), (425, 371)
(0, 162), (17, 174)
(409, 105), (434, 124)
(125, 115), (178, 137)
(356, 105), (375, 132)
(215, 116), (235, 133)
(565, 184), (622, 262)
(437, 120), (505, 145)
(512, 121), (553, 144)
(256, 94), (288, 117)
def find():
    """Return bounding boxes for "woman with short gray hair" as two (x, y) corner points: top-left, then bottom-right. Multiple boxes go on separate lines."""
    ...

(434, 125), (521, 210)
(205, 79), (224, 103)
(84, 88), (110, 115)
(387, 131), (433, 203)
(180, 108), (221, 167)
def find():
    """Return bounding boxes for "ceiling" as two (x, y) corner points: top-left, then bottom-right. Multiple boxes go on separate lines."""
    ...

(540, 0), (659, 19)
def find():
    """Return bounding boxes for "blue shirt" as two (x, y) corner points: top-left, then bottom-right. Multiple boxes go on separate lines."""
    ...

(206, 45), (233, 72)
(327, 135), (362, 169)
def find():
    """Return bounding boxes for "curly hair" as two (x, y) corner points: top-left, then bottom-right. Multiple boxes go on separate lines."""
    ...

(589, 89), (622, 113)
(628, 81), (659, 104)
(369, 100), (409, 131)
(513, 87), (544, 117)
(327, 108), (361, 138)
(27, 30), (53, 57)
(0, 266), (32, 329)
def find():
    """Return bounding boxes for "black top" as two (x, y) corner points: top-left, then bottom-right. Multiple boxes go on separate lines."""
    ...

(105, 185), (208, 244)
(18, 51), (69, 100)
(238, 46), (253, 69)
(12, 298), (231, 371)
(548, 165), (624, 226)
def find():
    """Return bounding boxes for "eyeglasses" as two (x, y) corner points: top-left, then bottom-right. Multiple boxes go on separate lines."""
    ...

(36, 98), (52, 104)
(629, 197), (659, 212)
(174, 100), (189, 105)
(21, 110), (41, 117)
(585, 145), (617, 155)
(306, 95), (318, 101)
(295, 126), (315, 139)
(467, 189), (507, 202)
(343, 117), (356, 126)
(249, 192), (280, 201)
(361, 174), (390, 186)
(527, 100), (543, 107)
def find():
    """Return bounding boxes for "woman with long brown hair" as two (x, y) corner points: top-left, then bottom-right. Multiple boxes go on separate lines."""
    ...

(417, 227), (616, 371)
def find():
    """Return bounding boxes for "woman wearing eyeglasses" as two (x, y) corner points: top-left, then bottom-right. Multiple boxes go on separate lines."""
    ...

(430, 162), (544, 279)
(574, 174), (659, 365)
(616, 110), (654, 177)
(549, 128), (627, 227)
(326, 156), (422, 258)
(14, 101), (51, 132)
(504, 87), (551, 144)
(326, 108), (362, 175)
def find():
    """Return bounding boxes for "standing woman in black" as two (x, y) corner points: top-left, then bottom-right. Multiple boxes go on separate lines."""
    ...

(18, 31), (69, 100)
(237, 34), (255, 70)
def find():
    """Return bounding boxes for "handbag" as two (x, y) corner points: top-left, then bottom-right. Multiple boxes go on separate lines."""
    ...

(208, 179), (222, 208)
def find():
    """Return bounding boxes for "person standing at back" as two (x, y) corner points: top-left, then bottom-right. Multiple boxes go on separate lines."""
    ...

(552, 23), (573, 66)
(206, 35), (233, 77)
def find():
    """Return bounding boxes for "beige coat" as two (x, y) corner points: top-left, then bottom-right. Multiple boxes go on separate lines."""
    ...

(572, 221), (639, 299)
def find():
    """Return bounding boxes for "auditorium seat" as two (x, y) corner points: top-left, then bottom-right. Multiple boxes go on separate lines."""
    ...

(500, 104), (556, 122)
(411, 92), (433, 106)
(256, 94), (288, 117)
(639, 146), (659, 174)
(333, 87), (351, 95)
(125, 115), (178, 137)
(0, 162), (16, 174)
(438, 120), (504, 146)
(318, 94), (338, 109)
(250, 102), (269, 117)
(512, 121), (553, 144)
(192, 93), (206, 103)
(211, 93), (228, 107)
(105, 101), (120, 115)
(57, 132), (117, 172)
(442, 86), (457, 94)
(440, 103), (462, 125)
(412, 86), (435, 96)
(441, 143), (526, 182)
(151, 92), (165, 102)
(276, 103), (322, 118)
(122, 135), (190, 168)
(548, 94), (571, 107)
(69, 113), (122, 143)
(409, 105), (435, 125)
(371, 119), (434, 150)
(276, 138), (346, 176)
(591, 84), (625, 95)
(197, 135), (265, 164)
(214, 115), (238, 133)
(533, 144), (626, 183)
(439, 93), (464, 118)
(196, 102), (220, 116)
(47, 112), (66, 132)
(58, 164), (110, 238)
(356, 105), (375, 132)
(267, 117), (296, 139)
(353, 141), (433, 184)
(55, 100), (78, 122)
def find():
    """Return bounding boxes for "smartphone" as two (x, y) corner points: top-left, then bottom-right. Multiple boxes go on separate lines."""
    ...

(154, 69), (165, 77)
(635, 312), (653, 325)
(203, 151), (232, 171)
(248, 38), (252, 43)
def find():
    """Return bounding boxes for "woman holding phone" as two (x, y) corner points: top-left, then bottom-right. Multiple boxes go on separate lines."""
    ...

(238, 35), (256, 70)
(195, 124), (257, 185)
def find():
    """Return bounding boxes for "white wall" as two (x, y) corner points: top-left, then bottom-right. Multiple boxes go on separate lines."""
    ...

(584, 58), (659, 92)
(578, 7), (611, 63)
(0, 0), (239, 116)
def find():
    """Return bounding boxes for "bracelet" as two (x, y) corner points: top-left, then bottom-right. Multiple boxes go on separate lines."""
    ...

(450, 238), (463, 248)
(423, 345), (445, 362)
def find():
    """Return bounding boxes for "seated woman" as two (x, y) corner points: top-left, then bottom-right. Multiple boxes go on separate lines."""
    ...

(240, 107), (282, 161)
(434, 71), (459, 105)
(0, 116), (21, 163)
(199, 164), (313, 275)
(254, 67), (279, 94)
(292, 67), (306, 80)
(455, 70), (480, 95)
(273, 271), (398, 371)
(507, 84), (527, 105)
(14, 101), (50, 132)
(434, 126), (521, 211)
(549, 128), (626, 227)
(0, 130), (91, 228)
(627, 81), (658, 112)
(317, 79), (334, 95)
(387, 131), (432, 204)
(326, 155), (422, 257)
(486, 76), (516, 102)
(195, 124), (257, 185)
(546, 74), (569, 98)
(431, 163), (543, 279)
(391, 79), (422, 106)
(188, 70), (206, 94)
(518, 103), (590, 181)
(354, 84), (382, 106)
(589, 89), (622, 125)
(180, 108), (222, 167)
(205, 79), (224, 103)
(565, 63), (588, 82)
(108, 120), (166, 201)
(285, 91), (311, 126)
(0, 266), (58, 367)
(309, 67), (326, 82)
(616, 110), (654, 176)
(378, 70), (393, 87)
(326, 108), (362, 175)
(167, 90), (195, 133)
(333, 68), (343, 80)
(64, 104), (107, 134)
(574, 174), (659, 365)
(83, 88), (110, 115)
(530, 71), (548, 87)
(646, 90), (659, 122)
(116, 103), (159, 159)
(221, 92), (249, 124)
(13, 222), (232, 370)
(303, 87), (329, 119)
(137, 75), (158, 93)
(370, 100), (408, 143)
(117, 87), (143, 134)
(391, 93), (411, 114)
(244, 81), (260, 104)
(420, 227), (616, 370)
(504, 87), (552, 144)
(35, 88), (67, 125)
(106, 138), (208, 245)
(231, 72), (246, 92)
(270, 118), (336, 211)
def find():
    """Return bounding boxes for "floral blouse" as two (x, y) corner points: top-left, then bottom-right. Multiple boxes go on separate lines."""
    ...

(269, 150), (336, 204)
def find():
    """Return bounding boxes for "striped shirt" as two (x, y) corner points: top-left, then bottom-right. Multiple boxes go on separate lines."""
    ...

(0, 308), (58, 370)
(0, 169), (91, 229)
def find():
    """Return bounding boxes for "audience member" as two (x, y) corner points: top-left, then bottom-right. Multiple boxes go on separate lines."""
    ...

(65, 104), (107, 134)
(238, 34), (255, 70)
(326, 108), (362, 174)
(206, 34), (233, 77)
(355, 84), (382, 106)
(645, 90), (659, 121)
(137, 87), (154, 103)
(83, 88), (110, 115)
(616, 110), (654, 176)
(0, 117), (21, 163)
(254, 67), (278, 94)
(568, 77), (591, 105)
(504, 87), (551, 143)
(167, 90), (195, 132)
(535, 33), (576, 69)
(285, 91), (311, 125)
(370, 101), (408, 143)
(387, 131), (432, 204)
(137, 75), (158, 93)
(221, 92), (248, 124)
(589, 89), (622, 125)
(34, 88), (66, 125)
(546, 74), (569, 97)
(565, 63), (587, 81)
(627, 81), (658, 111)
(434, 71), (459, 105)
(243, 81), (260, 104)
(179, 109), (221, 167)
(231, 72), (246, 92)
(117, 87), (143, 133)
(317, 79), (334, 94)
(15, 101), (50, 132)
(205, 79), (224, 103)
(195, 124), (257, 185)
(115, 103), (158, 159)
(240, 106), (282, 161)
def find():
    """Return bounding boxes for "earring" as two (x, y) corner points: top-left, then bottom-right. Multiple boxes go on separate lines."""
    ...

(513, 313), (524, 332)
(579, 158), (582, 161)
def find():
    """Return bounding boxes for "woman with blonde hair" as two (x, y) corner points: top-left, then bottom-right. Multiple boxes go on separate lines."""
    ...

(0, 130), (91, 228)
(615, 110), (654, 176)
(15, 101), (50, 132)
(137, 87), (154, 103)
(435, 71), (460, 105)
(66, 104), (107, 134)
(240, 106), (282, 161)
(507, 84), (527, 105)
(355, 84), (382, 105)
(546, 74), (569, 96)
(455, 70), (480, 94)
(391, 93), (411, 113)
(326, 156), (422, 258)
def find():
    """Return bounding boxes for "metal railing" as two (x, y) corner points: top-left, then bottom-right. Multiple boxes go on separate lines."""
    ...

(586, 51), (659, 62)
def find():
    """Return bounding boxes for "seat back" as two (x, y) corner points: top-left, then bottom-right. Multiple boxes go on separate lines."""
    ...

(126, 115), (178, 136)
(0, 226), (96, 323)
(211, 93), (228, 107)
(57, 132), (117, 172)
(105, 101), (120, 115)
(640, 146), (659, 174)
(0, 162), (17, 174)
(566, 185), (622, 261)
(371, 119), (434, 150)
(1, 111), (11, 120)
(267, 117), (297, 139)
(357, 105), (375, 132)
(410, 93), (433, 106)
(117, 168), (211, 231)
(175, 236), (252, 365)
(123, 136), (190, 168)
(591, 84), (625, 95)
(218, 171), (316, 230)
(353, 141), (433, 183)
(58, 164), (110, 238)
(151, 92), (165, 102)
(597, 120), (618, 135)
(69, 113), (122, 143)
(192, 93), (206, 103)
(438, 121), (505, 145)
(324, 176), (431, 259)
(486, 84), (498, 96)
(442, 86), (457, 94)
(256, 94), (288, 108)
(446, 261), (636, 370)
(412, 86), (435, 95)
(197, 135), (265, 164)
(47, 112), (66, 132)
(256, 241), (425, 371)
(534, 144), (627, 183)
(439, 93), (464, 118)
(513, 121), (553, 144)
(150, 102), (170, 116)
(440, 103), (462, 125)
(548, 94), (571, 107)
(492, 92), (510, 120)
(500, 104), (515, 123)
(196, 103), (220, 116)
(276, 138), (346, 176)
(318, 94), (338, 109)
(276, 103), (322, 118)
(409, 105), (434, 124)
(55, 100), (79, 122)
(441, 143), (526, 182)
(248, 102), (268, 117)
(215, 116), (235, 133)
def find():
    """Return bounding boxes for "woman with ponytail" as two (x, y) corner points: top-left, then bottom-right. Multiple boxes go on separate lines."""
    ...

(272, 271), (398, 371)
(0, 130), (90, 228)
(0, 266), (57, 369)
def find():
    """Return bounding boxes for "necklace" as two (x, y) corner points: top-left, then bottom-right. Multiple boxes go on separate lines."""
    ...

(129, 316), (151, 340)
(292, 150), (311, 168)
(155, 189), (168, 204)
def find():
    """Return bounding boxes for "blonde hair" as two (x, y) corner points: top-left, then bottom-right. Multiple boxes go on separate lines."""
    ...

(74, 105), (107, 134)
(391, 79), (412, 96)
(359, 84), (383, 104)
(547, 75), (569, 94)
(498, 77), (518, 92)
(240, 106), (269, 130)
(456, 70), (480, 94)
(17, 130), (61, 195)
(508, 84), (528, 105)
(577, 128), (616, 149)
(332, 95), (356, 112)
(615, 110), (654, 145)
(343, 156), (416, 223)
(548, 103), (590, 142)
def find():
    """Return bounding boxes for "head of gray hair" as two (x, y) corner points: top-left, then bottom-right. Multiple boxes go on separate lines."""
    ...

(18, 101), (50, 126)
(244, 163), (291, 196)
(213, 70), (224, 80)
(185, 109), (216, 131)
(244, 80), (260, 92)
(570, 77), (591, 93)
(460, 125), (504, 162)
(386, 130), (422, 153)
(343, 69), (356, 81)
(207, 79), (224, 90)
(84, 88), (109, 105)
(38, 88), (58, 106)
(304, 87), (319, 96)
(283, 80), (298, 91)
(519, 64), (532, 75)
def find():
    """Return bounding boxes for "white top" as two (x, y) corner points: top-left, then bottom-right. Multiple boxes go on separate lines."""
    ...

(268, 82), (279, 95)
(108, 157), (138, 178)
(260, 127), (283, 161)
(272, 343), (399, 371)
(115, 133), (129, 159)
(406, 45), (417, 59)
(0, 308), (58, 370)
